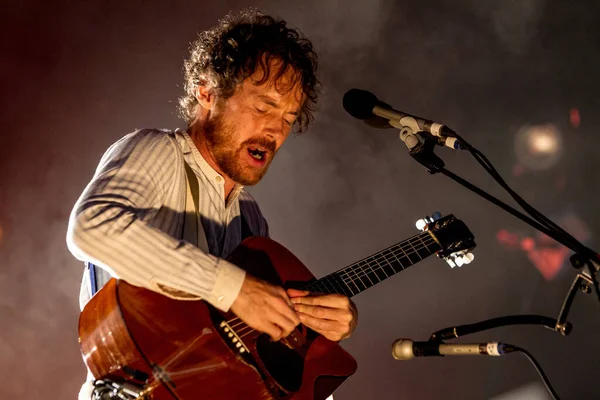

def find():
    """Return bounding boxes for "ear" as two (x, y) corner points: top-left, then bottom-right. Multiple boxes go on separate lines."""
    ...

(195, 84), (216, 111)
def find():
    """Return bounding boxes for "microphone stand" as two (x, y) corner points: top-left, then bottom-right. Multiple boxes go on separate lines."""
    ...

(429, 314), (571, 342)
(398, 130), (600, 336)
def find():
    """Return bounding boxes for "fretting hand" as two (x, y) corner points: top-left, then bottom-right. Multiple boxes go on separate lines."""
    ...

(287, 289), (358, 341)
(230, 275), (300, 341)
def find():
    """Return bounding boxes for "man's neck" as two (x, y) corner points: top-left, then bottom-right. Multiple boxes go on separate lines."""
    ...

(188, 126), (237, 201)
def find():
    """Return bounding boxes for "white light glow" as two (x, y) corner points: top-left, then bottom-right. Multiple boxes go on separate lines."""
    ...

(514, 124), (563, 170)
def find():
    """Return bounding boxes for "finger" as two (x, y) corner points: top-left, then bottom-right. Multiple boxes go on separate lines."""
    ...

(291, 293), (350, 308)
(286, 288), (310, 298)
(293, 303), (353, 323)
(252, 318), (283, 341)
(296, 310), (349, 333)
(272, 296), (301, 326)
(275, 311), (301, 337)
(268, 299), (301, 335)
(315, 329), (348, 342)
(276, 286), (295, 308)
(265, 324), (283, 341)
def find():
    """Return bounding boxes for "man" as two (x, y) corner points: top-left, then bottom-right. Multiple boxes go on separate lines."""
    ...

(67, 9), (357, 399)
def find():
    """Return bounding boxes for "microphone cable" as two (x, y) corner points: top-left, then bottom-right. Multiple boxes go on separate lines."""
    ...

(507, 345), (560, 400)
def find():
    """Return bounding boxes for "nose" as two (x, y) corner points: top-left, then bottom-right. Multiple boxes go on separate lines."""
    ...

(264, 116), (288, 141)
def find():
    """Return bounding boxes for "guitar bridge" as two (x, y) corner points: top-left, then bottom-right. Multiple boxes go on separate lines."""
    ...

(218, 320), (251, 355)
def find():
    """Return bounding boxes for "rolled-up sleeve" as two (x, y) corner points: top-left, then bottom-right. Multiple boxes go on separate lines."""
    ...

(66, 130), (245, 312)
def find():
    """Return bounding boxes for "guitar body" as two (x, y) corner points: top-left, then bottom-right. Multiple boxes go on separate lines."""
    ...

(79, 237), (358, 400)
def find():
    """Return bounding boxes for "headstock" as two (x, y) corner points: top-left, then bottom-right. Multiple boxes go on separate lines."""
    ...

(416, 213), (476, 268)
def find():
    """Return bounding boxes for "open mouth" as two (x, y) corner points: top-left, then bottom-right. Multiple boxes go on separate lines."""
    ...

(247, 146), (267, 161)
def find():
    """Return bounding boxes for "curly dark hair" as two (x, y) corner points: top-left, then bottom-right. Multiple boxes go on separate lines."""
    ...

(178, 9), (321, 133)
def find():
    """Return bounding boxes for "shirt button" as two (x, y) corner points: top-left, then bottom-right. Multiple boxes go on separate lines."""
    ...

(217, 295), (224, 303)
(215, 176), (222, 183)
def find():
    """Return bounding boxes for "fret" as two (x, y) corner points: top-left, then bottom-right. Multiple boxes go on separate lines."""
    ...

(324, 232), (440, 298)
(389, 247), (406, 272)
(354, 260), (369, 286)
(394, 243), (414, 269)
(359, 259), (377, 287)
(377, 250), (392, 278)
(415, 235), (433, 259)
(406, 239), (423, 264)
(347, 266), (368, 292)
(322, 276), (337, 294)
(423, 235), (440, 254)
(304, 281), (316, 293)
(371, 254), (389, 282)
(342, 271), (361, 295)
(332, 274), (354, 297)
(316, 280), (330, 294)
(384, 248), (399, 273)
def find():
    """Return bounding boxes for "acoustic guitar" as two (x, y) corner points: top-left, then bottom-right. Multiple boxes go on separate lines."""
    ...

(79, 214), (475, 400)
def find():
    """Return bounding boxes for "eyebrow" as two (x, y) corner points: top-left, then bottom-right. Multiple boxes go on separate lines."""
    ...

(258, 95), (300, 116)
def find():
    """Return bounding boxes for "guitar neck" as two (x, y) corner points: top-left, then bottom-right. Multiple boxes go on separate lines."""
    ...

(302, 231), (441, 298)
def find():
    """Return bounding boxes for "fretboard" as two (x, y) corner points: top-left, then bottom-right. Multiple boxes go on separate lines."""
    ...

(301, 231), (441, 298)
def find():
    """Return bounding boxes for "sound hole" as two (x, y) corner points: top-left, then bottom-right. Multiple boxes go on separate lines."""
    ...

(255, 334), (304, 393)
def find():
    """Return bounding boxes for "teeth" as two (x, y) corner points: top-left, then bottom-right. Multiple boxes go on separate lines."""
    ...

(248, 148), (265, 160)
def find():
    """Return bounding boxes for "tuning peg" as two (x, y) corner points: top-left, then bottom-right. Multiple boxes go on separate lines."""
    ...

(415, 219), (428, 231)
(462, 252), (475, 264)
(443, 250), (475, 268)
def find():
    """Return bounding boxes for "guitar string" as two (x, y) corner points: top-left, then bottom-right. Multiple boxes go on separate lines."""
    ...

(232, 238), (438, 339)
(225, 236), (438, 335)
(226, 236), (437, 333)
(232, 239), (438, 338)
(225, 236), (436, 331)
(338, 235), (435, 281)
(338, 237), (437, 292)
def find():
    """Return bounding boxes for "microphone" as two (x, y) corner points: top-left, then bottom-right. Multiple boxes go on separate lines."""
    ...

(391, 339), (514, 360)
(343, 89), (463, 150)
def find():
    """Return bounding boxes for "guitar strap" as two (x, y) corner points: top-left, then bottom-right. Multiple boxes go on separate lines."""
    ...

(182, 160), (207, 251)
(183, 160), (254, 245)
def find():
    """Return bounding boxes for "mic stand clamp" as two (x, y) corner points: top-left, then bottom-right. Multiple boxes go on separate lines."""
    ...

(395, 128), (445, 172)
(409, 133), (445, 173)
(556, 255), (600, 335)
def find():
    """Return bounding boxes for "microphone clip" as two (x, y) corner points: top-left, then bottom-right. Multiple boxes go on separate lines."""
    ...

(398, 129), (445, 173)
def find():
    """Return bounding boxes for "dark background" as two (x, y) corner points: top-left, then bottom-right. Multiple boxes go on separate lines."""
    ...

(2, 0), (599, 399)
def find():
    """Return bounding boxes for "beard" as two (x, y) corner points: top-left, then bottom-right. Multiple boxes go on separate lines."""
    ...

(203, 113), (277, 186)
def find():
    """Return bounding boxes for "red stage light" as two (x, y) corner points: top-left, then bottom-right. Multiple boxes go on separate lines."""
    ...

(569, 108), (580, 128)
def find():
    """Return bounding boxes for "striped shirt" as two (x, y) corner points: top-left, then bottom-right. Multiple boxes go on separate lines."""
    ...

(67, 128), (269, 312)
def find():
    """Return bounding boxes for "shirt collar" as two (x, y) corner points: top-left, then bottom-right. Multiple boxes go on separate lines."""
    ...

(177, 129), (245, 195)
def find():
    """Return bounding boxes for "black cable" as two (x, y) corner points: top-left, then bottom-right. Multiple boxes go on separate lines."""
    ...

(508, 346), (561, 400)
(429, 315), (570, 342)
(453, 132), (594, 258)
(436, 167), (582, 253)
(463, 137), (570, 234)
(458, 134), (570, 237)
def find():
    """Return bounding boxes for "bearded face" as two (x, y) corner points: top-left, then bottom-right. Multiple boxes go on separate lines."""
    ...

(190, 59), (304, 189)
(202, 109), (278, 186)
